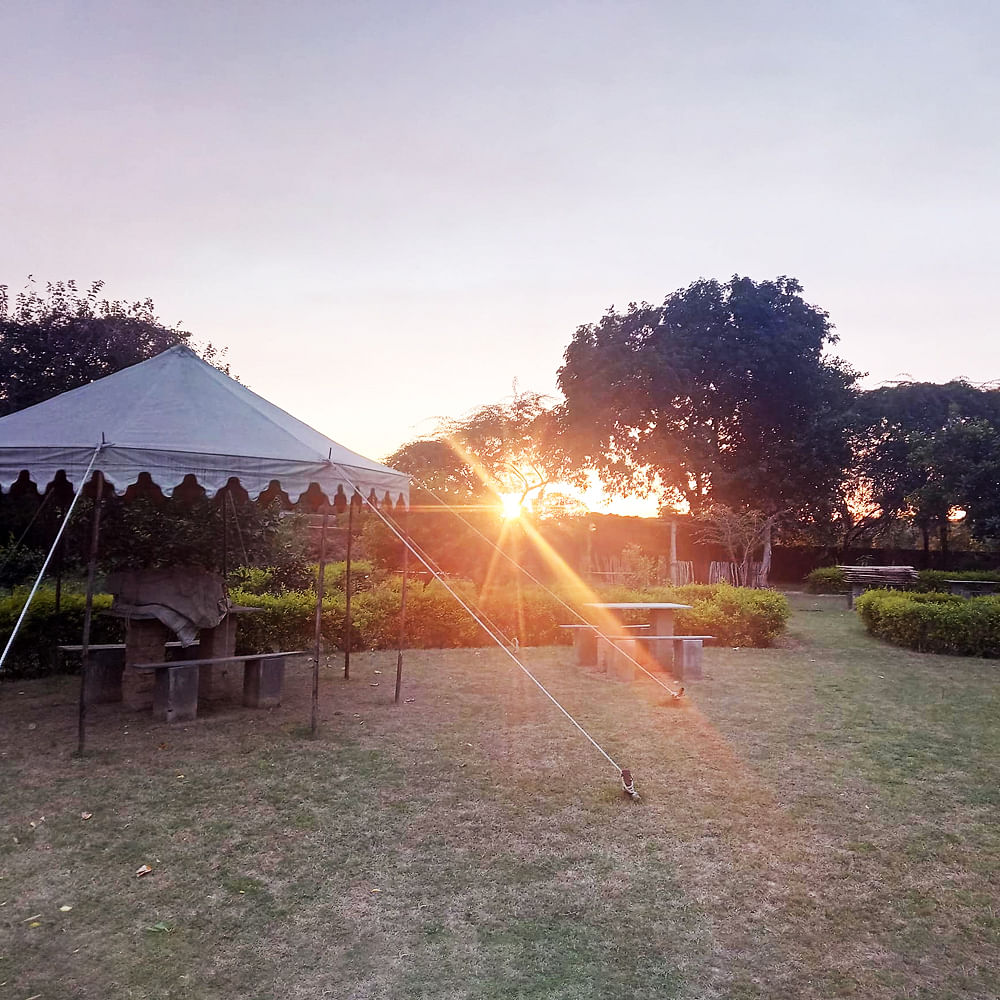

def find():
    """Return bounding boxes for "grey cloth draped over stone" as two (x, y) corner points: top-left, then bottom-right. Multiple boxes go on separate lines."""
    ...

(107, 568), (230, 647)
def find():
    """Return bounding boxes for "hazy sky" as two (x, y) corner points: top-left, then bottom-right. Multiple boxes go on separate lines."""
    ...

(3, 0), (998, 482)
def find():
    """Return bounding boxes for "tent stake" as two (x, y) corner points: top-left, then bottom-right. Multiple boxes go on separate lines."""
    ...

(343, 498), (354, 680)
(76, 472), (104, 756)
(394, 507), (409, 704)
(311, 510), (328, 736)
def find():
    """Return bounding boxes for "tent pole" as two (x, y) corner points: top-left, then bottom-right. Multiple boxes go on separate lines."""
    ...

(311, 509), (329, 736)
(343, 497), (354, 680)
(54, 515), (64, 613)
(394, 506), (409, 704)
(76, 472), (104, 756)
(221, 485), (229, 581)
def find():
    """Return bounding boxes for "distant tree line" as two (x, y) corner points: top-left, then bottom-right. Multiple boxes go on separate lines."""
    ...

(2, 273), (998, 588)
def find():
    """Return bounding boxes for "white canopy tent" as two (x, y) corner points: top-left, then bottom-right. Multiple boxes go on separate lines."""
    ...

(0, 344), (410, 747)
(0, 344), (409, 505)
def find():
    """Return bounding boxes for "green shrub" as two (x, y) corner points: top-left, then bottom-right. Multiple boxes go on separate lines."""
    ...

(805, 566), (849, 594)
(855, 589), (1000, 657)
(3, 576), (791, 679)
(229, 588), (349, 654)
(0, 587), (121, 679)
(578, 582), (790, 647)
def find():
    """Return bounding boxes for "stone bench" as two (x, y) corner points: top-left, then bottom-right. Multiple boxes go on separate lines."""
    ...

(559, 623), (649, 666)
(134, 652), (303, 723)
(598, 635), (714, 682)
(58, 642), (188, 704)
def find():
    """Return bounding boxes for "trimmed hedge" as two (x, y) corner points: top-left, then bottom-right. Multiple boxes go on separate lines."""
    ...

(2, 580), (790, 678)
(577, 583), (790, 647)
(804, 566), (849, 594)
(855, 589), (1000, 657)
(0, 588), (121, 679)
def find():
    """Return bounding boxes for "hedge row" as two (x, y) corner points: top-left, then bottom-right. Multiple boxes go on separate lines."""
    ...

(0, 588), (121, 679)
(2, 580), (790, 679)
(804, 567), (849, 594)
(855, 589), (1000, 658)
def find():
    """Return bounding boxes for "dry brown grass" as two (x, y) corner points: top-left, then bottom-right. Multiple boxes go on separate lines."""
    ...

(2, 593), (999, 998)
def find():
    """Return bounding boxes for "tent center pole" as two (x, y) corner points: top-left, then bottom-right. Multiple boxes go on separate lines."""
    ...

(311, 510), (329, 736)
(344, 498), (354, 680)
(394, 506), (409, 704)
(77, 471), (105, 756)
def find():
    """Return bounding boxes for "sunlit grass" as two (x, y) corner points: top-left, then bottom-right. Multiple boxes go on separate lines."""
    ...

(4, 594), (999, 998)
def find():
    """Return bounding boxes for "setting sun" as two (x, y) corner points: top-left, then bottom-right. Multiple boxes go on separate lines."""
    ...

(499, 492), (525, 520)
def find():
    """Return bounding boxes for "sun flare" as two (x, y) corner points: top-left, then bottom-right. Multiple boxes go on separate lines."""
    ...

(499, 492), (525, 520)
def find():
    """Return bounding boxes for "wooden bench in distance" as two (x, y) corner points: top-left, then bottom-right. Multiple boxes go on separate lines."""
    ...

(837, 566), (918, 608)
(133, 652), (304, 723)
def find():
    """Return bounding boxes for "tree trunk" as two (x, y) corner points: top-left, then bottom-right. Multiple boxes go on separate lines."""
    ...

(920, 523), (930, 567)
(761, 521), (772, 588)
(939, 519), (950, 570)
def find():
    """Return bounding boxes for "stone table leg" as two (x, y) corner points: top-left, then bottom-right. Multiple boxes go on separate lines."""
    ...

(123, 619), (168, 710)
(650, 609), (677, 670)
(574, 628), (598, 666)
(198, 616), (238, 702)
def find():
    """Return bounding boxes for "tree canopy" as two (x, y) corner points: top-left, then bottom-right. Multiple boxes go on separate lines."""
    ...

(847, 380), (1000, 549)
(556, 275), (859, 519)
(0, 279), (226, 416)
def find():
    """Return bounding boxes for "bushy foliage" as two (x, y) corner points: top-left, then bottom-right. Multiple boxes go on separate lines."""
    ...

(0, 587), (120, 678)
(5, 577), (790, 679)
(805, 566), (849, 593)
(855, 589), (1000, 658)
(0, 537), (47, 590)
(576, 582), (790, 646)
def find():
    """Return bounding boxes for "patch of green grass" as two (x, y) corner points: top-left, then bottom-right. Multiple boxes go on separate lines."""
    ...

(3, 602), (1000, 998)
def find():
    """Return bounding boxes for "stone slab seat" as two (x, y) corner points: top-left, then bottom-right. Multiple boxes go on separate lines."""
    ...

(58, 641), (187, 704)
(599, 635), (715, 682)
(133, 651), (304, 723)
(559, 623), (649, 666)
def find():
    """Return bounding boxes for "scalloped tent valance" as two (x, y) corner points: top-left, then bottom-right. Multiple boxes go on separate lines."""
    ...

(0, 344), (409, 506)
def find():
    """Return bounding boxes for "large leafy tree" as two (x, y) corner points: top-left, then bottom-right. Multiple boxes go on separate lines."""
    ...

(0, 278), (226, 416)
(848, 381), (1000, 555)
(556, 275), (859, 523)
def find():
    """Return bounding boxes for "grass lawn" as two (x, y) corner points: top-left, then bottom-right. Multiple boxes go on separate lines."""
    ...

(2, 592), (999, 999)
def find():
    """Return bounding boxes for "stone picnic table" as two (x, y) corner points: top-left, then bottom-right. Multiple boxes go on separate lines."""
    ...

(584, 602), (693, 673)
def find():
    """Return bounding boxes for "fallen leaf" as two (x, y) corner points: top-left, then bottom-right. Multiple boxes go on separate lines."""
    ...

(370, 888), (381, 894)
(29, 921), (41, 928)
(23, 913), (42, 922)
(369, 682), (379, 687)
(176, 774), (185, 779)
(144, 920), (171, 933)
(135, 865), (153, 878)
(404, 698), (415, 704)
(80, 812), (93, 821)
(59, 905), (73, 912)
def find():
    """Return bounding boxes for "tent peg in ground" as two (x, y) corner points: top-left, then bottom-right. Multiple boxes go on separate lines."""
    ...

(620, 768), (640, 800)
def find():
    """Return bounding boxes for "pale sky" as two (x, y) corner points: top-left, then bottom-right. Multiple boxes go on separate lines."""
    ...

(2, 0), (998, 500)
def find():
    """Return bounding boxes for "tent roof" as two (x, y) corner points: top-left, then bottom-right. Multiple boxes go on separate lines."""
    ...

(0, 345), (408, 504)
